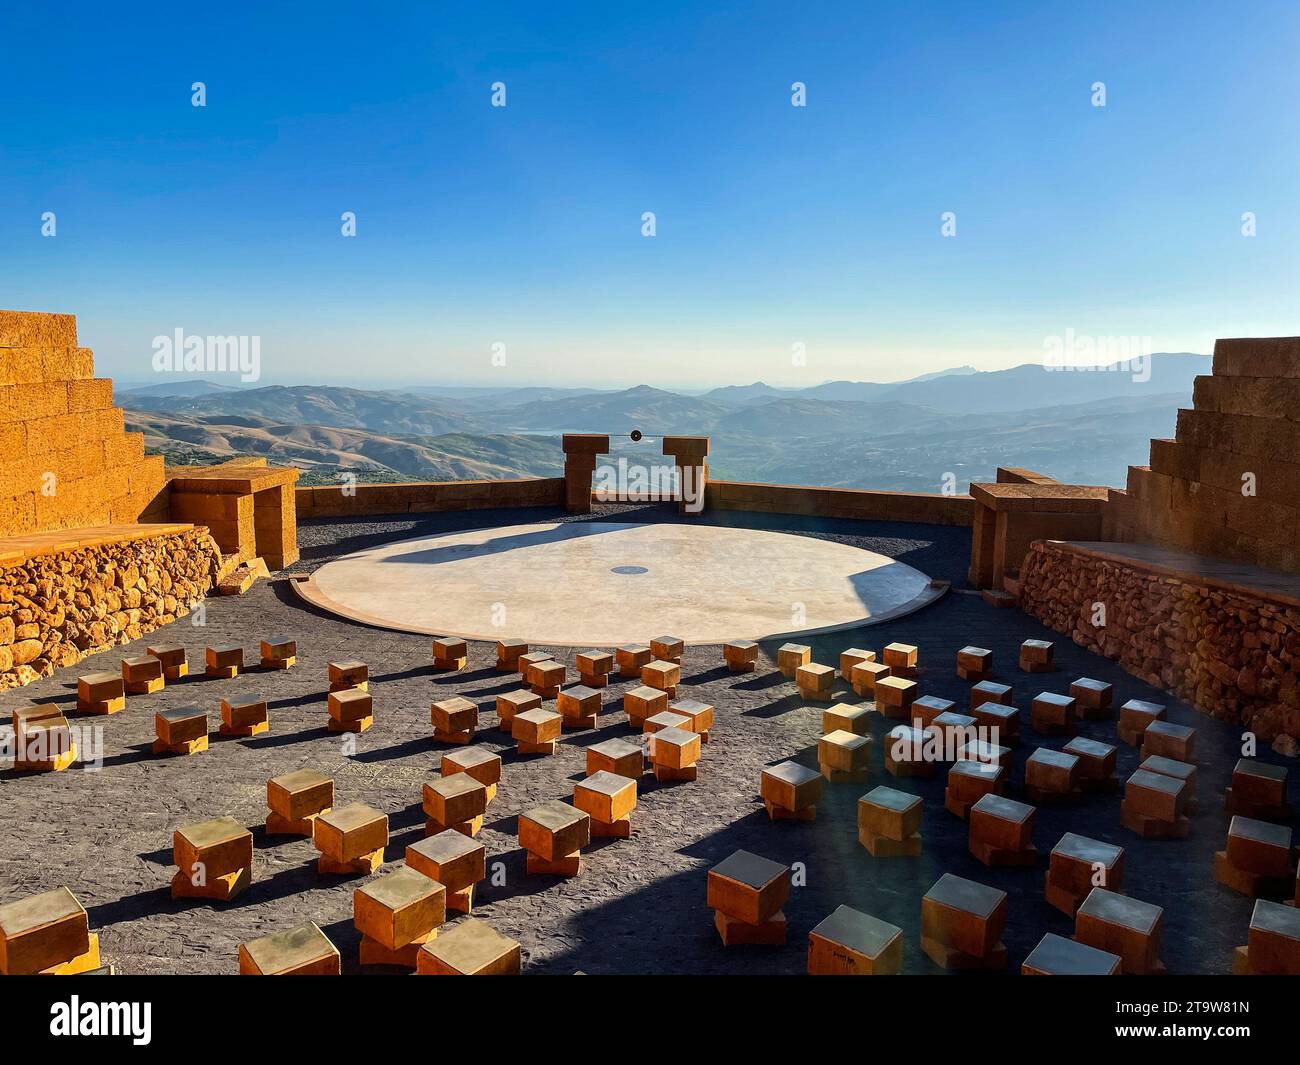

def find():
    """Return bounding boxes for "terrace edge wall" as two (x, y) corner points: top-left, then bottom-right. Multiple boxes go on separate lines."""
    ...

(293, 476), (973, 526)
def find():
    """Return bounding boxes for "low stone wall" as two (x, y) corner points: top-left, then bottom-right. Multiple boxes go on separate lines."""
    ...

(296, 477), (565, 519)
(1019, 540), (1300, 753)
(707, 480), (974, 525)
(0, 527), (221, 690)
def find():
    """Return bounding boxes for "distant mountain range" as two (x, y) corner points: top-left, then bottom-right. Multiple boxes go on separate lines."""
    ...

(118, 354), (1209, 491)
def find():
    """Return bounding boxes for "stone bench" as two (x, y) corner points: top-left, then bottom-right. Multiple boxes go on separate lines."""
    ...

(708, 850), (790, 946)
(858, 785), (922, 857)
(239, 922), (339, 976)
(423, 774), (487, 837)
(969, 794), (1037, 867)
(328, 688), (373, 734)
(355, 865), (446, 968)
(921, 873), (1008, 970)
(154, 706), (208, 756)
(407, 829), (486, 914)
(266, 769), (333, 837)
(416, 918), (520, 976)
(520, 800), (590, 877)
(574, 770), (637, 838)
(808, 905), (902, 975)
(172, 816), (252, 902)
(314, 802), (388, 875)
(0, 887), (100, 975)
(761, 761), (822, 821)
(1046, 833), (1124, 917)
(1074, 887), (1164, 975)
(219, 694), (268, 737)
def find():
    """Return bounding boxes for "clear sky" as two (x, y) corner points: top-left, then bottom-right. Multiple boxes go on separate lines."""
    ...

(2, 1), (1297, 388)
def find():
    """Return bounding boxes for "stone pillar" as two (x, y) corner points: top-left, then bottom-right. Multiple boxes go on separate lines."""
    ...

(562, 434), (609, 514)
(662, 436), (710, 516)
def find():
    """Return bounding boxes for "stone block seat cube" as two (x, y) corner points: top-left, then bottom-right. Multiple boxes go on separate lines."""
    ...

(259, 636), (296, 670)
(239, 922), (339, 976)
(557, 684), (602, 730)
(885, 724), (932, 779)
(920, 873), (1008, 970)
(818, 729), (872, 783)
(153, 705), (208, 756)
(760, 760), (823, 821)
(1019, 639), (1054, 673)
(1064, 736), (1119, 792)
(956, 646), (992, 682)
(1024, 747), (1082, 803)
(957, 737), (1011, 771)
(969, 680), (1011, 712)
(495, 689), (540, 736)
(1142, 720), (1196, 763)
(1225, 759), (1291, 821)
(171, 816), (253, 902)
(839, 647), (875, 681)
(576, 650), (614, 688)
(807, 905), (903, 975)
(858, 785), (923, 857)
(776, 643), (811, 678)
(724, 640), (759, 673)
(1074, 887), (1164, 975)
(945, 759), (1005, 820)
(441, 747), (502, 806)
(624, 684), (667, 728)
(574, 770), (638, 838)
(874, 676), (918, 720)
(649, 725), (702, 782)
(850, 660), (891, 698)
(314, 802), (388, 875)
(526, 659), (566, 699)
(1122, 767), (1190, 839)
(823, 702), (871, 736)
(219, 693), (269, 737)
(616, 644), (652, 678)
(205, 644), (244, 679)
(354, 865), (446, 968)
(910, 695), (954, 730)
(669, 698), (713, 741)
(644, 709), (690, 735)
(707, 850), (791, 946)
(1070, 677), (1113, 720)
(882, 642), (918, 678)
(328, 659), (368, 692)
(431, 696), (478, 745)
(1117, 698), (1165, 747)
(0, 887), (100, 975)
(431, 636), (467, 672)
(587, 737), (645, 779)
(423, 774), (488, 837)
(76, 672), (124, 716)
(519, 799), (591, 877)
(796, 663), (836, 703)
(328, 687), (373, 734)
(969, 793), (1037, 867)
(496, 638), (528, 673)
(640, 660), (680, 699)
(650, 636), (684, 663)
(514, 707), (562, 755)
(145, 643), (188, 681)
(1022, 932), (1120, 976)
(407, 829), (486, 914)
(1030, 691), (1076, 737)
(1214, 817), (1295, 898)
(927, 711), (977, 759)
(1046, 833), (1125, 917)
(121, 653), (164, 695)
(971, 701), (1019, 746)
(416, 917), (521, 976)
(1234, 899), (1300, 975)
(266, 768), (333, 837)
(1140, 754), (1199, 812)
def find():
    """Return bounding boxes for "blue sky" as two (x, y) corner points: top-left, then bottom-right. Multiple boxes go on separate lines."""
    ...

(2, 1), (1297, 388)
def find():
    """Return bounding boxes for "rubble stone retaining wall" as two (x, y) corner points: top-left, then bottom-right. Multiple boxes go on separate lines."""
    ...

(0, 527), (221, 690)
(1019, 540), (1300, 753)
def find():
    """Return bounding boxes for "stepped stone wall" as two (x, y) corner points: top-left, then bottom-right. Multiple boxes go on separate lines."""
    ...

(0, 310), (166, 537)
(1020, 540), (1300, 752)
(0, 526), (221, 690)
(1111, 337), (1300, 575)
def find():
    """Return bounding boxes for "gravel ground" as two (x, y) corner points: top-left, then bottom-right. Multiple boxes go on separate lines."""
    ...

(0, 503), (1280, 974)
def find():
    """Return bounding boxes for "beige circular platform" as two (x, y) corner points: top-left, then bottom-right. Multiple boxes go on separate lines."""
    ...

(299, 521), (941, 646)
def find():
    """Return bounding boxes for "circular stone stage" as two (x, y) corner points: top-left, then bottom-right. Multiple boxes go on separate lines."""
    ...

(300, 521), (941, 646)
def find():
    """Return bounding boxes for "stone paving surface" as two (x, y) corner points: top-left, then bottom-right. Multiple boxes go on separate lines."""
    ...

(0, 503), (1282, 974)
